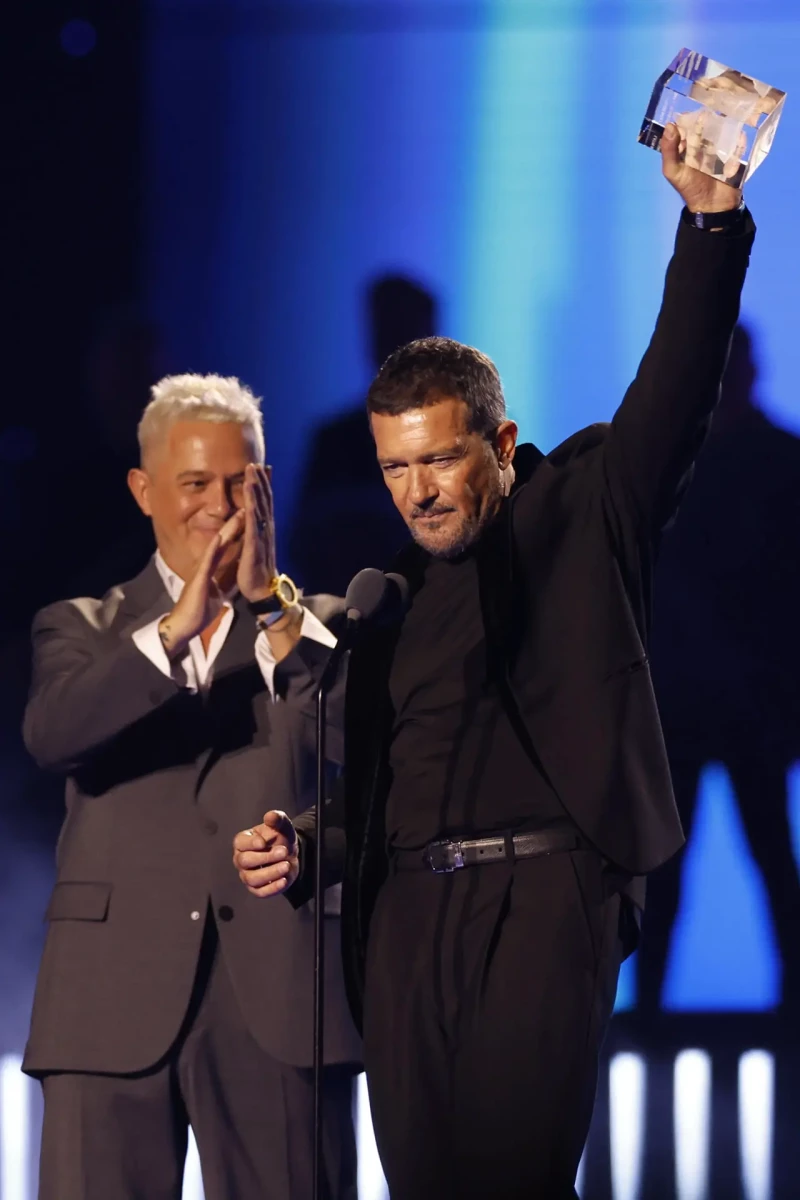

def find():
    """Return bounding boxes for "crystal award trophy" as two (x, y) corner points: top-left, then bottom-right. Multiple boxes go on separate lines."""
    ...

(639, 49), (786, 186)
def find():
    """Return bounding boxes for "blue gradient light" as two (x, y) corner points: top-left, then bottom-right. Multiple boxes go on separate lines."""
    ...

(665, 765), (780, 1010)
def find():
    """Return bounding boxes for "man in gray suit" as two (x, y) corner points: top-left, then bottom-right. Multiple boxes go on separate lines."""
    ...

(22, 374), (361, 1200)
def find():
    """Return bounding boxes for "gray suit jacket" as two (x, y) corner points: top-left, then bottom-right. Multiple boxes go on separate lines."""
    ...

(21, 559), (361, 1075)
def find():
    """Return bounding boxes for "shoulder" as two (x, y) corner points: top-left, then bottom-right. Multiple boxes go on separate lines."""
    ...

(509, 426), (612, 534)
(545, 422), (609, 468)
(32, 586), (125, 638)
(31, 561), (160, 639)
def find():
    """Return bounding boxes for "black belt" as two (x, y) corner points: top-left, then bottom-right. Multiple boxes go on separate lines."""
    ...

(393, 826), (591, 874)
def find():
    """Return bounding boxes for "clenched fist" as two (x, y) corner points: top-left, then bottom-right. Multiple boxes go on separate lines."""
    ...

(233, 810), (300, 897)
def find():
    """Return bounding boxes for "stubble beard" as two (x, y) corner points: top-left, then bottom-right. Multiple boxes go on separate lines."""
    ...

(409, 472), (504, 560)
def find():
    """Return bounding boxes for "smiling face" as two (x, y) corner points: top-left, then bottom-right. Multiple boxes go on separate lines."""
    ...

(128, 419), (258, 582)
(371, 397), (518, 558)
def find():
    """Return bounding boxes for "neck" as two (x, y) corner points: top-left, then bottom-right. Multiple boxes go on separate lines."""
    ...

(156, 547), (190, 584)
(215, 560), (238, 595)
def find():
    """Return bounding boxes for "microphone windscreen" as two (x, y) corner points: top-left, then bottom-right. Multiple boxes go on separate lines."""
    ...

(344, 568), (391, 622)
(384, 572), (410, 616)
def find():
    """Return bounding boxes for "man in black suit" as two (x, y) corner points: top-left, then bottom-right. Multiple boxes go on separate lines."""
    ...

(23, 374), (361, 1199)
(235, 126), (756, 1197)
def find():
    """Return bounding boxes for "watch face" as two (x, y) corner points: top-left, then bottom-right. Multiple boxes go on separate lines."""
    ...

(276, 578), (294, 605)
(273, 574), (299, 608)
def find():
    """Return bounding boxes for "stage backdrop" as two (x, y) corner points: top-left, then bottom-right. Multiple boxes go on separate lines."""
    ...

(144, 0), (800, 1013)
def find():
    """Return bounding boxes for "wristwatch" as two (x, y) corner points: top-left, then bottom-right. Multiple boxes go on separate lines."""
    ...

(248, 574), (300, 627)
(683, 198), (745, 231)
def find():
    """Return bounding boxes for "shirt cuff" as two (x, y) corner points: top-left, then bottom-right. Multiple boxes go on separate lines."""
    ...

(131, 617), (196, 691)
(255, 607), (337, 701)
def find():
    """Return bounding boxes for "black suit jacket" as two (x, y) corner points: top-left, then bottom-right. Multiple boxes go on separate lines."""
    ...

(292, 213), (756, 1033)
(22, 562), (361, 1075)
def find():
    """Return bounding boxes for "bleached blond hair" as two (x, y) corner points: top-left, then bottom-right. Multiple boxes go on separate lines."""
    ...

(138, 373), (265, 465)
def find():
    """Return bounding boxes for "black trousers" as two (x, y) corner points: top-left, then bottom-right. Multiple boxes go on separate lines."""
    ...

(38, 916), (358, 1200)
(363, 849), (623, 1200)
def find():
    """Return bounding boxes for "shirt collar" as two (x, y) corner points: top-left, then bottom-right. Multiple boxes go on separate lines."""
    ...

(154, 550), (237, 606)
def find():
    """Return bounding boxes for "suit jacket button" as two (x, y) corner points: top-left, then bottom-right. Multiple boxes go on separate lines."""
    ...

(203, 818), (219, 836)
(190, 910), (201, 921)
(218, 905), (234, 922)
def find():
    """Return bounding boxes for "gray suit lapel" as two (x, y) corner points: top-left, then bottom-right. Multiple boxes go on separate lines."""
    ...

(114, 558), (173, 635)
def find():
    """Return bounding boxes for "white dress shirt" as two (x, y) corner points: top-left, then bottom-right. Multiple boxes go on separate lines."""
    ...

(132, 552), (336, 699)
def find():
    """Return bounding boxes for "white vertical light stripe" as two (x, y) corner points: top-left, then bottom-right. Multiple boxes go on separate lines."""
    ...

(674, 1049), (712, 1200)
(575, 1144), (587, 1196)
(356, 1072), (388, 1200)
(181, 1126), (205, 1200)
(738, 1050), (774, 1200)
(609, 1052), (646, 1200)
(0, 1055), (31, 1200)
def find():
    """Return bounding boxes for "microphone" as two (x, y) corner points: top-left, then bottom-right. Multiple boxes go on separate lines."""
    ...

(343, 567), (409, 628)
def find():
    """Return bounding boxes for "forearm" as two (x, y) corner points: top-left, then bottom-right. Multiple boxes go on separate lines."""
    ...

(638, 212), (753, 411)
(260, 604), (304, 663)
(285, 788), (347, 908)
(608, 209), (755, 526)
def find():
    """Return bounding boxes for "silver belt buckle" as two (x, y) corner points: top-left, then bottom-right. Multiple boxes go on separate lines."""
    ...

(424, 838), (465, 873)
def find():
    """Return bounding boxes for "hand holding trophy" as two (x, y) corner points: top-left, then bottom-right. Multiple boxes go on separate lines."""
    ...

(639, 48), (786, 190)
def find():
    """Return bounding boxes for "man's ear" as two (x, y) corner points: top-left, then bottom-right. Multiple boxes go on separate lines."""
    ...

(494, 420), (519, 470)
(128, 468), (153, 517)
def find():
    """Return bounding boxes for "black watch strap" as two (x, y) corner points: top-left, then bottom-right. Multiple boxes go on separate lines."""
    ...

(247, 573), (300, 617)
(248, 593), (283, 616)
(683, 198), (745, 231)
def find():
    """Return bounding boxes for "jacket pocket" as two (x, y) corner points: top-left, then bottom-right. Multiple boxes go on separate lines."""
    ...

(46, 881), (112, 922)
(602, 656), (649, 683)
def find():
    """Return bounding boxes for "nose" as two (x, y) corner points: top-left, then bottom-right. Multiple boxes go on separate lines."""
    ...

(406, 465), (438, 510)
(205, 477), (235, 519)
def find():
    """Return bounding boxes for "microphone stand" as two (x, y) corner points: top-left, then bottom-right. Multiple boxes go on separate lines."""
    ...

(309, 570), (406, 1199)
(313, 629), (354, 1200)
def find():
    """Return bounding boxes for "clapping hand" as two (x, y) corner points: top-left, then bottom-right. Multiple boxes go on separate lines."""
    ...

(237, 464), (278, 604)
(157, 510), (245, 660)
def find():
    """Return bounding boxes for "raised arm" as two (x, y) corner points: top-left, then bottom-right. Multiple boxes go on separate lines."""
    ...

(604, 123), (755, 534)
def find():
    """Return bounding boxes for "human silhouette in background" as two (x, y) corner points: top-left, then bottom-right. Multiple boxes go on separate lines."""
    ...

(288, 274), (438, 595)
(640, 324), (800, 1013)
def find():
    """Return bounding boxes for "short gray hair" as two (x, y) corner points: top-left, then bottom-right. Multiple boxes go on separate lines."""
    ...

(138, 373), (265, 465)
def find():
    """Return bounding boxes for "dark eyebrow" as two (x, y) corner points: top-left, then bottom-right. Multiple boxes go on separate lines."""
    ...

(420, 446), (464, 462)
(377, 443), (466, 468)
